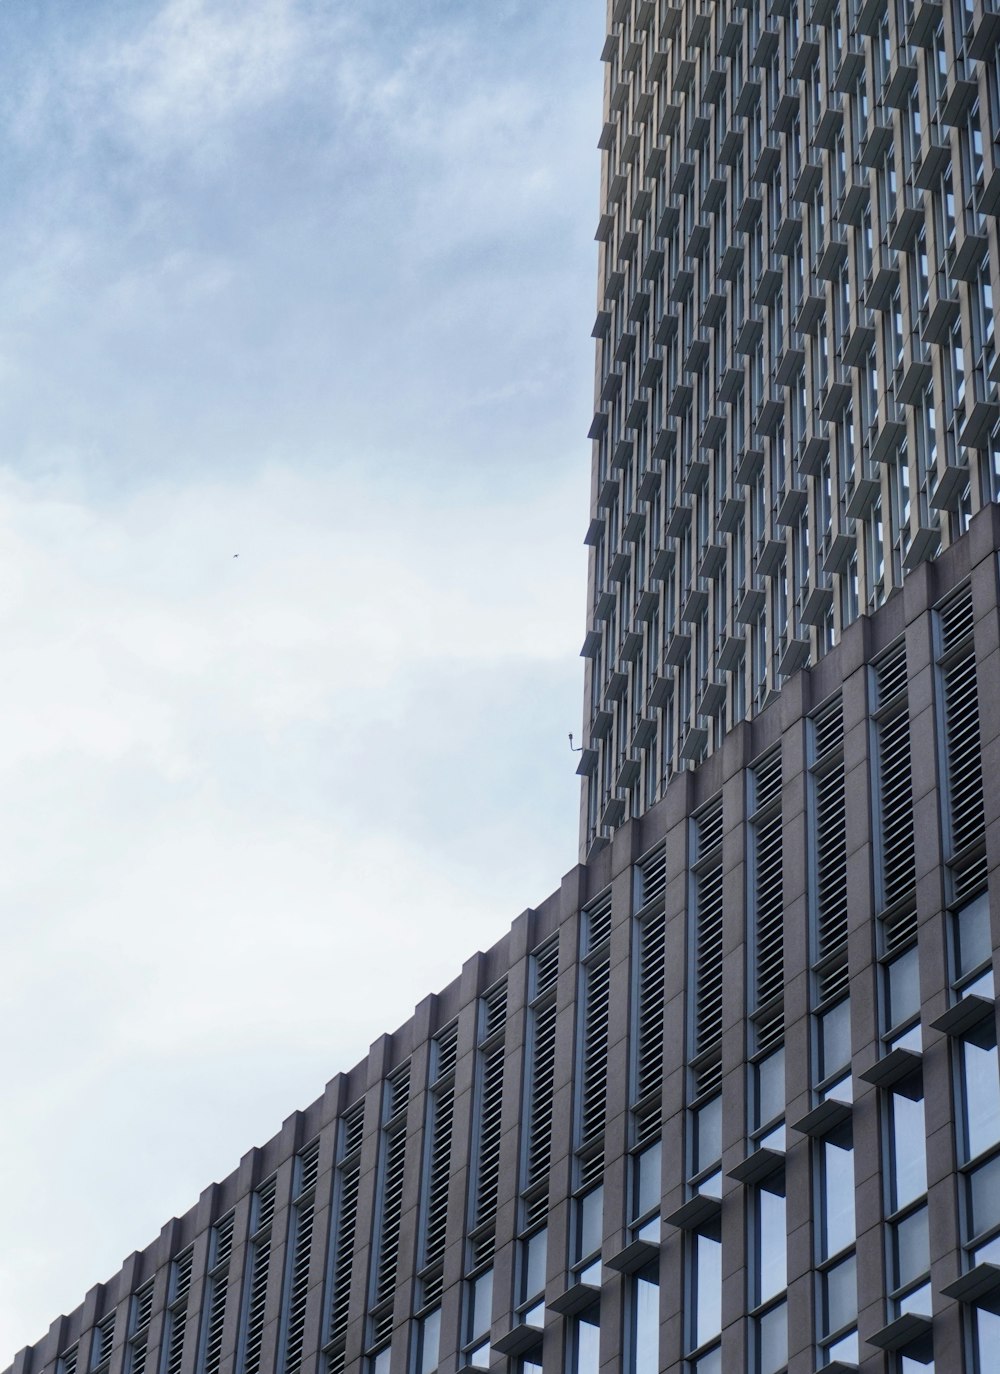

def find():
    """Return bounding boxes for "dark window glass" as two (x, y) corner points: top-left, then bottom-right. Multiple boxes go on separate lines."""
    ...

(694, 1232), (722, 1346)
(891, 1093), (927, 1210)
(823, 1253), (857, 1335)
(956, 893), (992, 980)
(757, 1301), (787, 1374)
(963, 1034), (1000, 1160)
(820, 1000), (851, 1081)
(695, 1096), (722, 1172)
(822, 1138), (856, 1257)
(886, 947), (920, 1031)
(893, 1205), (929, 1291)
(969, 1154), (1000, 1239)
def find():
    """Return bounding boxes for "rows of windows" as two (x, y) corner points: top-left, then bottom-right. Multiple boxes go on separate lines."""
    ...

(583, 0), (1000, 852)
(33, 573), (999, 1374)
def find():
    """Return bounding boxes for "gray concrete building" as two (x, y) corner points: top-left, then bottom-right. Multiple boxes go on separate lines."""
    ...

(7, 4), (1000, 1374)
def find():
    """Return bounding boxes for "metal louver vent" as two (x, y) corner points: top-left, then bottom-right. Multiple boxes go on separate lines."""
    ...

(580, 950), (611, 1149)
(173, 1248), (194, 1303)
(692, 795), (725, 1061)
(423, 1080), (455, 1268)
(434, 1022), (459, 1082)
(940, 582), (975, 650)
(164, 1313), (186, 1374)
(524, 1188), (549, 1230)
(877, 706), (916, 912)
(585, 890), (613, 950)
(482, 979), (508, 1039)
(940, 589), (985, 862)
(201, 1276), (227, 1374)
(526, 998), (557, 1189)
(371, 1308), (394, 1348)
(241, 1181), (276, 1374)
(751, 749), (784, 1019)
(60, 1347), (78, 1374)
(375, 1127), (407, 1304)
(471, 1229), (495, 1268)
(474, 1040), (505, 1228)
(328, 1157), (360, 1345)
(126, 1337), (147, 1374)
(875, 640), (908, 705)
(534, 937), (560, 995)
(812, 694), (844, 760)
(213, 1213), (235, 1268)
(281, 1193), (316, 1374)
(636, 844), (668, 910)
(635, 907), (666, 1101)
(298, 1139), (321, 1197)
(133, 1283), (155, 1334)
(342, 1101), (366, 1158)
(386, 1064), (410, 1120)
(883, 904), (919, 955)
(93, 1316), (115, 1369)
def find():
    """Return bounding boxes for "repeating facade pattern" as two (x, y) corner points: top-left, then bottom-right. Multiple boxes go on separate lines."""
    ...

(579, 0), (1000, 856)
(10, 508), (1000, 1374)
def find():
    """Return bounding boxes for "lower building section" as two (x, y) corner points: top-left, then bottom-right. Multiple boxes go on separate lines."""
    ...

(8, 505), (1000, 1374)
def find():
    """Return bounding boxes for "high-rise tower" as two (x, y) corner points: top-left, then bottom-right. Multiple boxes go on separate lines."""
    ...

(578, 0), (1000, 859)
(8, 4), (1000, 1374)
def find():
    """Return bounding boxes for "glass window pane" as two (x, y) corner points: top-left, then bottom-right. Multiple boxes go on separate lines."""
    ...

(468, 1343), (489, 1371)
(371, 1348), (391, 1374)
(963, 1034), (1000, 1160)
(887, 947), (920, 1031)
(824, 1253), (857, 1336)
(693, 1347), (721, 1374)
(632, 1276), (658, 1374)
(575, 1316), (600, 1374)
(825, 1328), (858, 1362)
(758, 1301), (787, 1374)
(418, 1310), (440, 1374)
(893, 1206), (929, 1291)
(578, 1189), (604, 1262)
(635, 1142), (661, 1220)
(969, 1154), (1000, 1239)
(758, 1189), (787, 1305)
(976, 1305), (1000, 1370)
(695, 1096), (722, 1172)
(522, 1230), (547, 1303)
(820, 1000), (851, 1081)
(695, 1232), (722, 1347)
(756, 1048), (785, 1128)
(822, 1139), (856, 1258)
(891, 1093), (927, 1210)
(470, 1270), (492, 1341)
(957, 893), (992, 979)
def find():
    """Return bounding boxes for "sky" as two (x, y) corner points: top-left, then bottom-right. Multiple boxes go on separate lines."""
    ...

(0, 0), (605, 1357)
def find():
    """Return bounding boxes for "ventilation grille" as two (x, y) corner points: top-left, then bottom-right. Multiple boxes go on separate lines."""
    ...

(813, 694), (844, 760)
(282, 1192), (316, 1374)
(59, 1348), (78, 1374)
(883, 903), (919, 956)
(342, 1101), (366, 1158)
(132, 1282), (154, 1336)
(693, 855), (725, 1057)
(298, 1139), (320, 1196)
(877, 706), (916, 911)
(470, 1229), (495, 1269)
(753, 748), (782, 810)
(875, 639), (908, 705)
(93, 1316), (115, 1370)
(423, 1079), (455, 1269)
(695, 795), (725, 857)
(374, 1127), (408, 1305)
(371, 1308), (394, 1348)
(534, 937), (560, 995)
(526, 997), (557, 1190)
(213, 1213), (235, 1268)
(482, 979), (508, 1039)
(580, 951), (611, 1151)
(163, 1314), (186, 1374)
(941, 623), (985, 860)
(202, 1277), (227, 1374)
(434, 1023), (459, 1082)
(126, 1337), (147, 1374)
(940, 582), (975, 649)
(242, 1182), (276, 1374)
(173, 1248), (194, 1304)
(474, 1041), (505, 1229)
(386, 1064), (410, 1121)
(328, 1158), (361, 1345)
(282, 1143), (321, 1374)
(752, 752), (785, 1022)
(524, 1188), (549, 1230)
(635, 908), (666, 1101)
(815, 761), (848, 968)
(636, 843), (668, 910)
(585, 890), (614, 951)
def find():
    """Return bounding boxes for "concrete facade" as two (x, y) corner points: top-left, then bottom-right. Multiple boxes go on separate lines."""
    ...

(7, 501), (1000, 1374)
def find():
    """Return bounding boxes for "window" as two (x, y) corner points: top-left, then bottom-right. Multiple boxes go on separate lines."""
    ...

(463, 1268), (493, 1370)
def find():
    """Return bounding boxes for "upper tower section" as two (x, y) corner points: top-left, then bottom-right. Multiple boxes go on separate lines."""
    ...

(579, 0), (1000, 860)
